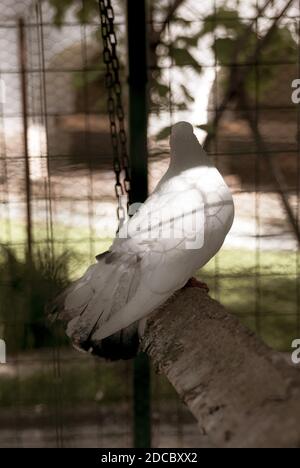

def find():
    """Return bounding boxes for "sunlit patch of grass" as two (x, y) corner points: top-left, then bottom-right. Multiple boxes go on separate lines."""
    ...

(199, 249), (299, 351)
(0, 242), (298, 409)
(1, 217), (299, 353)
(0, 219), (112, 277)
(202, 249), (298, 277)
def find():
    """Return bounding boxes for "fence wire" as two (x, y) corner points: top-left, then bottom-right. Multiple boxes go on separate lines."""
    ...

(0, 0), (299, 448)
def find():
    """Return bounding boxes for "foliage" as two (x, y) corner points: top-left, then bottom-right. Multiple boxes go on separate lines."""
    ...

(0, 247), (72, 352)
(45, 1), (297, 135)
(151, 31), (202, 115)
(48, 0), (99, 26)
(0, 247), (297, 411)
(45, 0), (202, 122)
(198, 7), (297, 98)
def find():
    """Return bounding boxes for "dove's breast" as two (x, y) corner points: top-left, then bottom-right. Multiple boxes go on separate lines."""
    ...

(159, 165), (234, 270)
(192, 166), (234, 268)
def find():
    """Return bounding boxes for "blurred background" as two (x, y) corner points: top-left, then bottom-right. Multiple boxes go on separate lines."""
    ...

(0, 0), (299, 448)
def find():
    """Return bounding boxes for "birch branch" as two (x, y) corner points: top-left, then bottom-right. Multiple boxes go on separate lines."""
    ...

(142, 288), (300, 448)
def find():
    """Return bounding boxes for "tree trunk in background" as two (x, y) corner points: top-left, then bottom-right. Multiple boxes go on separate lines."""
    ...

(142, 288), (300, 448)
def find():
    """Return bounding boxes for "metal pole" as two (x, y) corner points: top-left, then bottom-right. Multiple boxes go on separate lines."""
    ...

(18, 18), (33, 259)
(127, 0), (148, 203)
(126, 0), (151, 448)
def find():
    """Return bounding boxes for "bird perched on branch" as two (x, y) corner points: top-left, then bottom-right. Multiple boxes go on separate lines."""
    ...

(48, 122), (234, 360)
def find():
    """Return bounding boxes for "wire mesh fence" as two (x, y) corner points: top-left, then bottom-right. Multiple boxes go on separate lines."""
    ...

(0, 0), (299, 448)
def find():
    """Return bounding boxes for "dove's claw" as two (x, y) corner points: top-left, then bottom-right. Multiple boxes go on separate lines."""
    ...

(184, 277), (209, 293)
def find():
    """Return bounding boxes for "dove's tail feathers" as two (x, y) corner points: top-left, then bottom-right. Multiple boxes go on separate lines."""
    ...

(46, 251), (142, 360)
(80, 322), (140, 361)
(46, 262), (98, 323)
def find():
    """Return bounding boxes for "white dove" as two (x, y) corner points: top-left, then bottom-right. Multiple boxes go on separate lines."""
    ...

(49, 122), (234, 359)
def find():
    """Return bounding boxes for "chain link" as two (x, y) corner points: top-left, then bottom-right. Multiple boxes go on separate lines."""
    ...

(98, 0), (131, 231)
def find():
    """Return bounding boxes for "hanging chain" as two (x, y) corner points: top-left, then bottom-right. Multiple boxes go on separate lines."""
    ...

(98, 0), (131, 230)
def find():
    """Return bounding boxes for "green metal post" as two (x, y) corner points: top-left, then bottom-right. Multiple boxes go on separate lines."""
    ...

(18, 18), (33, 260)
(126, 0), (151, 448)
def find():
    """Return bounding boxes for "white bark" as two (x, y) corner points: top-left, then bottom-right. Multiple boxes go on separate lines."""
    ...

(142, 288), (300, 448)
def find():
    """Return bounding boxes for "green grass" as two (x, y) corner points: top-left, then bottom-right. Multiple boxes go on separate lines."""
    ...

(0, 358), (132, 408)
(199, 249), (299, 351)
(0, 218), (299, 408)
(1, 220), (111, 276)
(0, 351), (176, 408)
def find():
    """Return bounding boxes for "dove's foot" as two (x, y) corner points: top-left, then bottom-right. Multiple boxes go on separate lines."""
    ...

(184, 277), (209, 293)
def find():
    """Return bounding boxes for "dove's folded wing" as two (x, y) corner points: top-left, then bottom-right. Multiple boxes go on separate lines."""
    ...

(49, 122), (234, 354)
(61, 181), (207, 344)
(60, 166), (234, 344)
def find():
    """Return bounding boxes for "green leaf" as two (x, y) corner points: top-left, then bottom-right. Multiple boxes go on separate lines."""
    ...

(48, 0), (74, 26)
(174, 34), (201, 48)
(214, 37), (236, 64)
(170, 47), (202, 72)
(156, 126), (171, 140)
(196, 123), (214, 135)
(156, 83), (170, 98)
(76, 0), (98, 24)
(199, 7), (247, 38)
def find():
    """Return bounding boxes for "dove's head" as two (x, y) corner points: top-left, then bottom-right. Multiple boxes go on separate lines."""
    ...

(170, 121), (194, 145)
(169, 121), (209, 170)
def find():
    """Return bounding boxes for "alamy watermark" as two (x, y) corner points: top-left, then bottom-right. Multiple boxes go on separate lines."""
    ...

(0, 339), (6, 364)
(289, 85), (300, 363)
(291, 339), (300, 365)
(291, 79), (300, 104)
(116, 195), (205, 250)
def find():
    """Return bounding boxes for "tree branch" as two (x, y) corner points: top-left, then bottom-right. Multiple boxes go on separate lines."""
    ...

(203, 0), (294, 151)
(151, 0), (186, 47)
(238, 90), (300, 246)
(142, 288), (300, 448)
